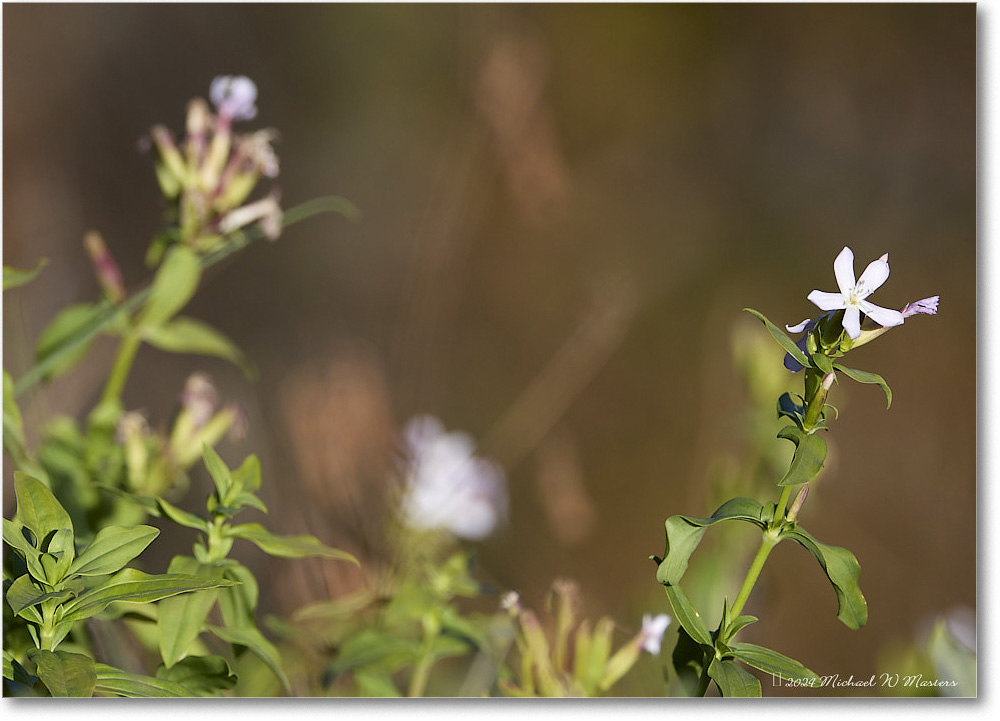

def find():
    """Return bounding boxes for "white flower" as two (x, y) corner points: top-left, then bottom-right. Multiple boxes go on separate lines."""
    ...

(210, 75), (258, 122)
(902, 295), (939, 318)
(638, 614), (672, 655)
(807, 246), (905, 340)
(399, 415), (507, 540)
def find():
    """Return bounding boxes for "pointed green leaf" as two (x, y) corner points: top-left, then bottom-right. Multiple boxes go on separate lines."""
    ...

(663, 584), (713, 647)
(729, 642), (819, 683)
(776, 426), (827, 487)
(34, 303), (105, 382)
(155, 655), (237, 695)
(155, 497), (209, 531)
(833, 363), (892, 408)
(217, 562), (259, 629)
(202, 444), (234, 503)
(744, 308), (809, 367)
(225, 523), (359, 564)
(810, 352), (835, 375)
(4, 649), (38, 687)
(158, 557), (223, 668)
(4, 258), (48, 290)
(3, 518), (48, 582)
(656, 497), (766, 586)
(723, 615), (759, 642)
(206, 624), (290, 694)
(137, 246), (201, 328)
(27, 649), (96, 697)
(13, 471), (73, 543)
(143, 316), (256, 379)
(353, 669), (402, 697)
(780, 526), (867, 630)
(93, 663), (192, 697)
(671, 625), (710, 697)
(6, 574), (73, 616)
(59, 569), (235, 625)
(231, 454), (262, 493)
(707, 656), (761, 697)
(68, 525), (159, 577)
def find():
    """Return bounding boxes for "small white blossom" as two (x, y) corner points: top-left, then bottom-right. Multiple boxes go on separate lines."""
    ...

(238, 130), (280, 178)
(210, 75), (258, 122)
(399, 415), (507, 541)
(638, 614), (672, 655)
(181, 372), (218, 429)
(807, 246), (904, 340)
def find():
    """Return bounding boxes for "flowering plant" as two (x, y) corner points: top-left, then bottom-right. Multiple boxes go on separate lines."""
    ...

(652, 246), (938, 697)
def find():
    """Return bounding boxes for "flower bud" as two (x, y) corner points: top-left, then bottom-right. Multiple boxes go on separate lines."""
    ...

(83, 231), (125, 303)
(786, 484), (809, 522)
(150, 125), (189, 187)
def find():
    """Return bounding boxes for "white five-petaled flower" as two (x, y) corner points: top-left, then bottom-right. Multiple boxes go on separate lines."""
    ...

(399, 415), (508, 541)
(807, 246), (905, 340)
(638, 613), (672, 655)
(210, 75), (258, 122)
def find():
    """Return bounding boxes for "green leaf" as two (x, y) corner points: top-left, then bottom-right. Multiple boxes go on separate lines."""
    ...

(723, 615), (759, 642)
(3, 370), (29, 463)
(663, 584), (713, 647)
(137, 245), (201, 328)
(4, 649), (38, 687)
(68, 525), (159, 577)
(707, 656), (761, 697)
(93, 663), (192, 697)
(328, 628), (421, 675)
(34, 303), (105, 382)
(27, 648), (96, 697)
(6, 573), (73, 616)
(777, 393), (805, 430)
(202, 444), (234, 503)
(13, 471), (74, 544)
(231, 454), (262, 493)
(216, 562), (259, 628)
(775, 426), (827, 487)
(744, 308), (809, 367)
(4, 258), (48, 290)
(810, 352), (835, 375)
(671, 625), (709, 697)
(143, 316), (256, 379)
(59, 569), (235, 625)
(729, 642), (820, 683)
(780, 526), (867, 630)
(833, 363), (892, 408)
(158, 557), (223, 668)
(354, 669), (402, 697)
(155, 497), (209, 531)
(655, 497), (766, 586)
(155, 655), (237, 696)
(206, 624), (291, 694)
(225, 523), (359, 564)
(2, 518), (48, 583)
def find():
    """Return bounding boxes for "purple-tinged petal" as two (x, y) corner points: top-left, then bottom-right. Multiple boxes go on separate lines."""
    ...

(833, 246), (856, 296)
(808, 290), (846, 311)
(785, 318), (814, 334)
(859, 300), (904, 328)
(855, 255), (891, 298)
(842, 305), (862, 339)
(901, 296), (939, 318)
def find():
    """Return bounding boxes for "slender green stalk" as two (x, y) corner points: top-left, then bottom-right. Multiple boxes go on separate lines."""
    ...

(99, 333), (142, 406)
(729, 532), (779, 619)
(409, 618), (440, 697)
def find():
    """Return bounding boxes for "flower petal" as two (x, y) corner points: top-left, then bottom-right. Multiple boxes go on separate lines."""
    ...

(901, 296), (939, 318)
(855, 255), (891, 298)
(785, 318), (814, 334)
(808, 290), (846, 311)
(842, 305), (862, 339)
(859, 300), (905, 328)
(833, 246), (856, 296)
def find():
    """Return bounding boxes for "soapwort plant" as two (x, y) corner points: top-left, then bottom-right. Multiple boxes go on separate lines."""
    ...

(3, 77), (359, 696)
(652, 247), (939, 697)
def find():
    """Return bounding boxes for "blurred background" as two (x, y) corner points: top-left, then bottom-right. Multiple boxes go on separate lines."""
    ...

(2, 3), (975, 696)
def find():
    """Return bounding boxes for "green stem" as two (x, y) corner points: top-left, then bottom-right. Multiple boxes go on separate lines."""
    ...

(729, 532), (779, 619)
(772, 486), (793, 528)
(99, 333), (142, 406)
(409, 615), (440, 698)
(13, 196), (359, 398)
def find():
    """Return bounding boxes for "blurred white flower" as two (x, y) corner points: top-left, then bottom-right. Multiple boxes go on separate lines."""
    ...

(399, 415), (507, 540)
(807, 246), (904, 339)
(638, 613), (672, 655)
(210, 75), (258, 122)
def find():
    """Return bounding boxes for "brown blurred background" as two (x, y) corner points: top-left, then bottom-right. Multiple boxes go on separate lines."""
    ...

(2, 3), (975, 696)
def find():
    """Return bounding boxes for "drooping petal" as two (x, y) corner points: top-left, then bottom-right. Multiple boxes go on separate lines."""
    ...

(833, 246), (856, 296)
(785, 318), (814, 333)
(807, 290), (847, 311)
(859, 300), (905, 329)
(855, 254), (891, 298)
(842, 305), (862, 339)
